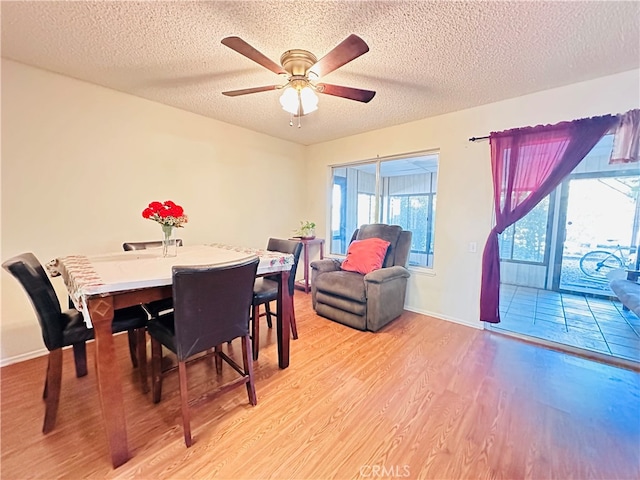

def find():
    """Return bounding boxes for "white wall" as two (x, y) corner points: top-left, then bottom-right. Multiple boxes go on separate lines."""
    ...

(306, 69), (640, 328)
(2, 59), (638, 365)
(1, 59), (306, 364)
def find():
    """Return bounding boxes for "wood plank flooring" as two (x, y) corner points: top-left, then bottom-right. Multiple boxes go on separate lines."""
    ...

(2, 294), (639, 479)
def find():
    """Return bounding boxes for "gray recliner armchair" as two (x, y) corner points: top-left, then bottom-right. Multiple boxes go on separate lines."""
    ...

(311, 224), (412, 332)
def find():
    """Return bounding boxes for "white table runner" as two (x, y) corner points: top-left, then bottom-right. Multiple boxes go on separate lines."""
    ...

(48, 244), (293, 326)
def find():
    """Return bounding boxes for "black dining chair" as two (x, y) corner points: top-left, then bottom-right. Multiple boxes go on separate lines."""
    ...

(122, 240), (183, 250)
(123, 240), (183, 319)
(2, 252), (149, 433)
(147, 256), (259, 447)
(251, 238), (302, 361)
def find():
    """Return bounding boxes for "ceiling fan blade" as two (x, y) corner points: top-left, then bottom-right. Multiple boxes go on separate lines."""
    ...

(308, 34), (370, 78)
(222, 85), (279, 97)
(316, 83), (376, 103)
(221, 36), (286, 75)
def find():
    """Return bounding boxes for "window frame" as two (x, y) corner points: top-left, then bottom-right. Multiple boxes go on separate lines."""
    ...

(331, 175), (347, 245)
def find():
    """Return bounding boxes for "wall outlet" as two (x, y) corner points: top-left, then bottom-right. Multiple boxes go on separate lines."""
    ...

(468, 242), (477, 253)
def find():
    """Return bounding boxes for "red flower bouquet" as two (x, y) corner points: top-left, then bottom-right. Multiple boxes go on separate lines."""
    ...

(142, 201), (188, 257)
(142, 200), (188, 228)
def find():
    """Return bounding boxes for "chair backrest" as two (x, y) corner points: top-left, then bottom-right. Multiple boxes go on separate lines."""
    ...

(352, 224), (412, 268)
(171, 256), (259, 361)
(2, 253), (64, 351)
(266, 238), (303, 295)
(123, 239), (183, 251)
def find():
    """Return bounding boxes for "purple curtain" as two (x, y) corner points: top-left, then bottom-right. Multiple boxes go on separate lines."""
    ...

(480, 115), (618, 323)
(610, 109), (639, 164)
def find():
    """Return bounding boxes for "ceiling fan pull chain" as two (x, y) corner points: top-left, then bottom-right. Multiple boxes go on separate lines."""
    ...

(289, 112), (293, 127)
(297, 90), (302, 128)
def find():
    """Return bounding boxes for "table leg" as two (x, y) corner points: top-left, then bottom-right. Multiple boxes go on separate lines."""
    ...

(277, 270), (291, 369)
(87, 297), (129, 468)
(303, 242), (310, 293)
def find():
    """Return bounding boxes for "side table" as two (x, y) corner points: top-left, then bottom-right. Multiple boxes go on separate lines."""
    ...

(290, 237), (324, 293)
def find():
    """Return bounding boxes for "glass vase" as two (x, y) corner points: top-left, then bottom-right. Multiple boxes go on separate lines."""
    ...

(161, 224), (177, 257)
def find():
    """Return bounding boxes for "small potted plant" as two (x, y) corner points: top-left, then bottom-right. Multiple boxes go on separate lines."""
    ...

(294, 220), (316, 239)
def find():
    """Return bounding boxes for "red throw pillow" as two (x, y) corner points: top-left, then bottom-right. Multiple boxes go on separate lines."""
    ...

(341, 238), (391, 275)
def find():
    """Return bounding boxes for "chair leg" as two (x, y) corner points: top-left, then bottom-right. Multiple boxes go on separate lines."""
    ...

(264, 297), (298, 341)
(127, 329), (139, 368)
(252, 303), (260, 361)
(290, 296), (298, 340)
(265, 302), (273, 329)
(241, 334), (257, 406)
(136, 328), (149, 394)
(72, 342), (88, 377)
(43, 349), (63, 434)
(214, 345), (222, 374)
(151, 337), (163, 404)
(177, 361), (192, 447)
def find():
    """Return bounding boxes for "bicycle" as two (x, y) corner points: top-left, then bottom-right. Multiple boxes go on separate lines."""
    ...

(579, 244), (633, 279)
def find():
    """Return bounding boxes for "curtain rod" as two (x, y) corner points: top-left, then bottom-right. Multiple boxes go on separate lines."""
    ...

(468, 109), (631, 142)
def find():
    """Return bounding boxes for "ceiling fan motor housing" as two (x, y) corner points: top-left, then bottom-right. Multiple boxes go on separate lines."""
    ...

(280, 49), (318, 77)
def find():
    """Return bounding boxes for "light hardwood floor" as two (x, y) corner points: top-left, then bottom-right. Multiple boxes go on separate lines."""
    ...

(2, 294), (639, 479)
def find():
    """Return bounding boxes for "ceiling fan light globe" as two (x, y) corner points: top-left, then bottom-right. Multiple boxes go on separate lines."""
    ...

(302, 103), (318, 115)
(279, 87), (299, 114)
(300, 86), (319, 114)
(300, 86), (318, 104)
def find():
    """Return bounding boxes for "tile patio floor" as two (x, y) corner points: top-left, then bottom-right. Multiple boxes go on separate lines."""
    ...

(489, 285), (640, 364)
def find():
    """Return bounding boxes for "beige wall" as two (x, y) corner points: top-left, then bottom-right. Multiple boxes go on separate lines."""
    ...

(1, 59), (306, 364)
(2, 59), (638, 365)
(306, 69), (640, 327)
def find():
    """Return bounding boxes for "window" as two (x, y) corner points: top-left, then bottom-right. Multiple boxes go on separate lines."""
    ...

(357, 193), (376, 227)
(330, 152), (439, 268)
(498, 196), (552, 264)
(331, 176), (346, 252)
(385, 194), (434, 255)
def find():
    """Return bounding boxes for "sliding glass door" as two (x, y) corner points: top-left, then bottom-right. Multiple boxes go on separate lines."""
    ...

(329, 153), (439, 268)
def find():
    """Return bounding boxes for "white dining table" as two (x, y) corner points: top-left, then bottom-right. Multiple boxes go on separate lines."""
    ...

(47, 243), (293, 468)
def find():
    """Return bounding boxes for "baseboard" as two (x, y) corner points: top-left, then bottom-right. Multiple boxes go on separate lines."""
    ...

(0, 347), (48, 367)
(404, 306), (483, 330)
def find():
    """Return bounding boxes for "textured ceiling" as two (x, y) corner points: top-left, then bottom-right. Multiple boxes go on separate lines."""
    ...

(2, 1), (639, 145)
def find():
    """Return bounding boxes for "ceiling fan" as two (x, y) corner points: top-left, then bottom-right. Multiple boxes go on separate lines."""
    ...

(221, 34), (376, 125)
